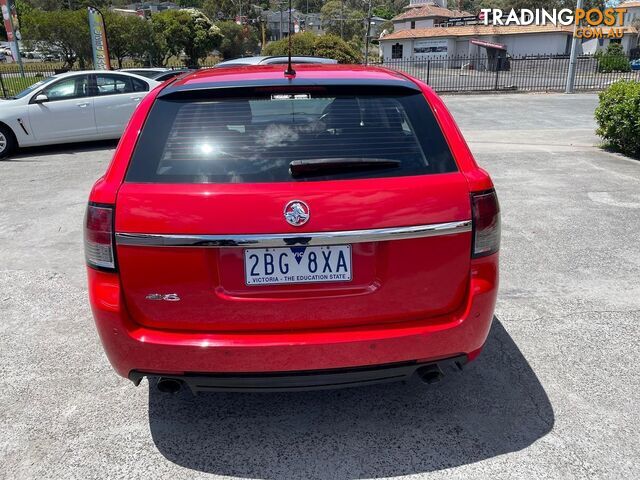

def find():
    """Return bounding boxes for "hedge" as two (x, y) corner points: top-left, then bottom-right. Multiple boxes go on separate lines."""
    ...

(595, 43), (631, 73)
(262, 32), (362, 64)
(595, 80), (640, 158)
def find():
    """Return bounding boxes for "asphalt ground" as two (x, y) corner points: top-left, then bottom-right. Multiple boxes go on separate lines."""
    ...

(0, 93), (638, 479)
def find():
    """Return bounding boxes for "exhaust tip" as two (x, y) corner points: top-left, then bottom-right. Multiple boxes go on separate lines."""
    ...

(416, 365), (444, 384)
(157, 377), (183, 394)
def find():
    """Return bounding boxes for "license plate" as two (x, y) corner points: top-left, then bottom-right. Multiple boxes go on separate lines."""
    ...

(244, 245), (352, 286)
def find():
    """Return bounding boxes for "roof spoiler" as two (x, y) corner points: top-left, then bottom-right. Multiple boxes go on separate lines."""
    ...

(157, 78), (421, 99)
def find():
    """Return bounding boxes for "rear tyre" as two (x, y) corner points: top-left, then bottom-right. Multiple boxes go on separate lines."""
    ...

(0, 125), (17, 160)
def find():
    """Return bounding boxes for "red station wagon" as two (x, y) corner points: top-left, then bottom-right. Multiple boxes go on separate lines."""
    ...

(85, 64), (500, 394)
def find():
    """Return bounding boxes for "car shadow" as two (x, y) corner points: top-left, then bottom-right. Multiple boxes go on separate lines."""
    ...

(148, 318), (553, 478)
(7, 140), (118, 161)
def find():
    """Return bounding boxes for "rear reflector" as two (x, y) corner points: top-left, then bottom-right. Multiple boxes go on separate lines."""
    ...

(85, 204), (115, 270)
(471, 190), (500, 258)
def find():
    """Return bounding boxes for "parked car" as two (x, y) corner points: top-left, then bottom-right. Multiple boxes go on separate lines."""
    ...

(85, 64), (500, 394)
(150, 68), (193, 82)
(38, 52), (57, 62)
(0, 70), (160, 159)
(631, 59), (640, 71)
(214, 56), (338, 68)
(119, 67), (172, 78)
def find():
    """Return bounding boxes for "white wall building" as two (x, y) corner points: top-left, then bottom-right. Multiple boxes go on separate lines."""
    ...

(391, 1), (472, 33)
(620, 1), (640, 26)
(380, 24), (638, 61)
(380, 0), (639, 60)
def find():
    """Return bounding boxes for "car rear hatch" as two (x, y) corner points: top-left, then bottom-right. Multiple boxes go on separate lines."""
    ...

(115, 82), (472, 332)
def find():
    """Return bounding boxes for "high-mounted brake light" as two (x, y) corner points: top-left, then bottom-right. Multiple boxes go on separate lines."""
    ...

(84, 204), (116, 270)
(471, 190), (500, 258)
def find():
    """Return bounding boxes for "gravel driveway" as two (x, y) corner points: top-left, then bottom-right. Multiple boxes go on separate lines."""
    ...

(1, 93), (638, 479)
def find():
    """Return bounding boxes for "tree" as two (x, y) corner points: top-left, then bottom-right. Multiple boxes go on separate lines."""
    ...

(372, 6), (394, 20)
(217, 21), (259, 59)
(22, 0), (126, 10)
(263, 31), (362, 63)
(202, 0), (238, 21)
(321, 0), (366, 46)
(104, 12), (153, 68)
(314, 34), (363, 62)
(152, 8), (222, 66)
(293, 0), (323, 13)
(264, 30), (316, 56)
(174, 0), (205, 7)
(24, 0), (69, 9)
(21, 8), (92, 68)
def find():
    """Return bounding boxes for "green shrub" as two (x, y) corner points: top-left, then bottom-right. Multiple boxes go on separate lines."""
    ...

(595, 80), (640, 158)
(314, 35), (362, 64)
(595, 43), (631, 73)
(217, 21), (259, 60)
(263, 32), (316, 57)
(262, 32), (362, 64)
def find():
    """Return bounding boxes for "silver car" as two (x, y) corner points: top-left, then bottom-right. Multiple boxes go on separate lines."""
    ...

(0, 70), (159, 159)
(214, 56), (338, 68)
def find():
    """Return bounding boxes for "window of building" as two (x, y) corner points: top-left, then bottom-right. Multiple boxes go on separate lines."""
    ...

(410, 21), (416, 29)
(392, 43), (403, 59)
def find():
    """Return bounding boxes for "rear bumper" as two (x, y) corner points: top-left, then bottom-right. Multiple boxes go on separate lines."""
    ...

(88, 255), (497, 381)
(131, 355), (468, 393)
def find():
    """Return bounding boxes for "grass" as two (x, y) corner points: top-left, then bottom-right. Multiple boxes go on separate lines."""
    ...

(0, 55), (223, 97)
(0, 75), (45, 96)
(0, 61), (66, 73)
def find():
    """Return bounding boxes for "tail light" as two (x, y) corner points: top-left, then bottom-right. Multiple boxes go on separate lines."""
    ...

(471, 190), (500, 258)
(84, 204), (116, 270)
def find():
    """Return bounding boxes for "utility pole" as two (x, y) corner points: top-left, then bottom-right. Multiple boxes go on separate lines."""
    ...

(364, 0), (372, 65)
(565, 0), (584, 93)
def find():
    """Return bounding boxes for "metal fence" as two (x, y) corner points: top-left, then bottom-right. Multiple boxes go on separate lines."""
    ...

(1, 54), (639, 98)
(374, 54), (640, 93)
(0, 61), (190, 98)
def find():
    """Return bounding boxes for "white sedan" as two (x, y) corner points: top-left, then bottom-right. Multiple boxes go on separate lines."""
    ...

(0, 70), (160, 159)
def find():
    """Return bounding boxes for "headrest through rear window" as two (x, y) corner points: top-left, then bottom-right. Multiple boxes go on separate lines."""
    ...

(322, 98), (362, 131)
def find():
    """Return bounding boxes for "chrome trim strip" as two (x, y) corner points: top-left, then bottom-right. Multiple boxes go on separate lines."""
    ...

(115, 220), (472, 248)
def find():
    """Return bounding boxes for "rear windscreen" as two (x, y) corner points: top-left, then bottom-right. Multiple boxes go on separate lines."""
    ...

(126, 87), (457, 183)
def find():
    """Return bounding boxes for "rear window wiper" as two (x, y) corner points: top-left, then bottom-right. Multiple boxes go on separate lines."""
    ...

(289, 158), (401, 178)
